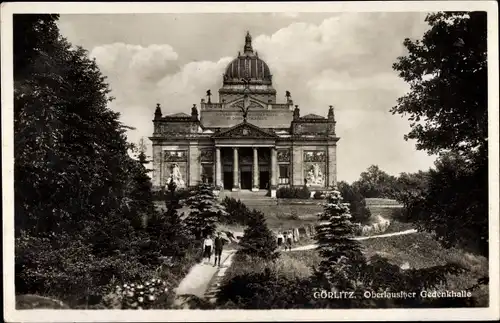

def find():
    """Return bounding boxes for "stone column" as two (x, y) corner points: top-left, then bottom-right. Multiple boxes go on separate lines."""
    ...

(270, 147), (277, 197)
(252, 147), (259, 191)
(232, 147), (239, 191)
(215, 147), (222, 189)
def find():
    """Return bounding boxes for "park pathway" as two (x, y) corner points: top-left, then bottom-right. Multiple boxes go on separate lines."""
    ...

(172, 228), (417, 307)
(173, 249), (236, 307)
(289, 229), (418, 251)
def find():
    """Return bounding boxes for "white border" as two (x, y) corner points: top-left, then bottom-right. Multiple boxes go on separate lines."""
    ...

(2, 1), (499, 322)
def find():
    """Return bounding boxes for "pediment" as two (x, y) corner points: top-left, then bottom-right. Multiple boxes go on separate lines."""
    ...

(212, 121), (278, 139)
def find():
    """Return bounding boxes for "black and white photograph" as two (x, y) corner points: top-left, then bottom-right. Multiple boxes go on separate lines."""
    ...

(2, 1), (499, 321)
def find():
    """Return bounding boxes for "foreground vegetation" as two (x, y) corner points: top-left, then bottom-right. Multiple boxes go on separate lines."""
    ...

(13, 15), (225, 309)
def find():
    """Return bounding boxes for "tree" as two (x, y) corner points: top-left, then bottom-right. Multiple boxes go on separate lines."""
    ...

(183, 183), (227, 239)
(315, 191), (366, 291)
(220, 197), (253, 226)
(238, 210), (279, 260)
(337, 181), (371, 223)
(392, 12), (488, 257)
(405, 152), (488, 256)
(13, 14), (157, 305)
(144, 181), (191, 261)
(353, 165), (398, 199)
(392, 12), (487, 157)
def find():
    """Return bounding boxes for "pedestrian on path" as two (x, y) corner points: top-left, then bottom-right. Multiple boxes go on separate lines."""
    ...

(202, 235), (213, 264)
(214, 232), (225, 267)
(286, 231), (293, 251)
(277, 231), (284, 249)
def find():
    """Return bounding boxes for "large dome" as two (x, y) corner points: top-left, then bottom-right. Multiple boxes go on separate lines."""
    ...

(223, 32), (272, 84)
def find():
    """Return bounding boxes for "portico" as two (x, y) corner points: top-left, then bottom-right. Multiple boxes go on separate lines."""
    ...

(213, 121), (279, 196)
(214, 146), (277, 191)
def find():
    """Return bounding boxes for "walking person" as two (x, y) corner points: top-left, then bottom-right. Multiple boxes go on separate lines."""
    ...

(214, 232), (225, 267)
(286, 230), (293, 251)
(202, 235), (213, 264)
(277, 231), (284, 249)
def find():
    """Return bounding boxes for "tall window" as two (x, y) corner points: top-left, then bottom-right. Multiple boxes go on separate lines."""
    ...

(202, 164), (214, 184)
(279, 165), (290, 184)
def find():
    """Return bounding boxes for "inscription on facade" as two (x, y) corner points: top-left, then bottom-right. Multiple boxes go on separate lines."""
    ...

(214, 111), (279, 121)
(304, 150), (326, 162)
(164, 150), (188, 162)
(201, 110), (293, 128)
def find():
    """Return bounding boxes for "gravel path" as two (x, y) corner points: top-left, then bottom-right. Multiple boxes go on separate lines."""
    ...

(288, 229), (418, 251)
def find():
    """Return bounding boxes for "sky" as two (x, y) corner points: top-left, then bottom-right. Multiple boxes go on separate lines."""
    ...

(57, 12), (438, 183)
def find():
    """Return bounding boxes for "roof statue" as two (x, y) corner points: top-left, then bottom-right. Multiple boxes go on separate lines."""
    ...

(154, 103), (162, 119)
(191, 104), (198, 120)
(206, 89), (212, 103)
(328, 105), (335, 121)
(244, 30), (253, 54)
(293, 105), (300, 120)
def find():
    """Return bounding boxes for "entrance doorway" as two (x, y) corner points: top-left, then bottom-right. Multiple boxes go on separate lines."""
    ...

(223, 171), (233, 190)
(240, 171), (252, 189)
(259, 171), (269, 189)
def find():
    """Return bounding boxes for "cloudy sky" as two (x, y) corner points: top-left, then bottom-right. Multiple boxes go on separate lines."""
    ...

(57, 12), (437, 183)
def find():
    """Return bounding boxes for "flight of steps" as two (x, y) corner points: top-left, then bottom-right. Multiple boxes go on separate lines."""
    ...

(218, 189), (277, 206)
(203, 250), (237, 304)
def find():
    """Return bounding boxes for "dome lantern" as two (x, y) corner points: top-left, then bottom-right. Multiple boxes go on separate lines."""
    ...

(244, 31), (253, 54)
(222, 31), (272, 85)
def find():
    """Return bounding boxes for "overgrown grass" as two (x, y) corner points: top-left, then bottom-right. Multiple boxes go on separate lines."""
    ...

(222, 252), (313, 285)
(361, 232), (489, 306)
(286, 232), (489, 306)
(365, 198), (402, 206)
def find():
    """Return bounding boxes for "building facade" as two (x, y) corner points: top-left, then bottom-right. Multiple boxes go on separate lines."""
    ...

(149, 32), (340, 197)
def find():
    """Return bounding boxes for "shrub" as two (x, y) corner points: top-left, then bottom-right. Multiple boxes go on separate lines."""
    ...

(337, 181), (372, 223)
(217, 268), (315, 309)
(238, 210), (279, 260)
(297, 185), (311, 199)
(313, 191), (325, 199)
(276, 210), (300, 221)
(276, 186), (311, 199)
(223, 253), (312, 283)
(102, 278), (170, 309)
(220, 197), (253, 225)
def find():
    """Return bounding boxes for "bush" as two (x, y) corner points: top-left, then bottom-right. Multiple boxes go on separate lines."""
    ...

(238, 210), (279, 260)
(224, 253), (312, 283)
(276, 210), (300, 221)
(276, 186), (311, 199)
(313, 191), (325, 199)
(103, 278), (171, 309)
(337, 181), (372, 223)
(217, 268), (315, 309)
(220, 197), (253, 225)
(152, 187), (192, 202)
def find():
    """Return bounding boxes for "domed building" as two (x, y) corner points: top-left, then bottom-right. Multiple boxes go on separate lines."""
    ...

(150, 32), (339, 197)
